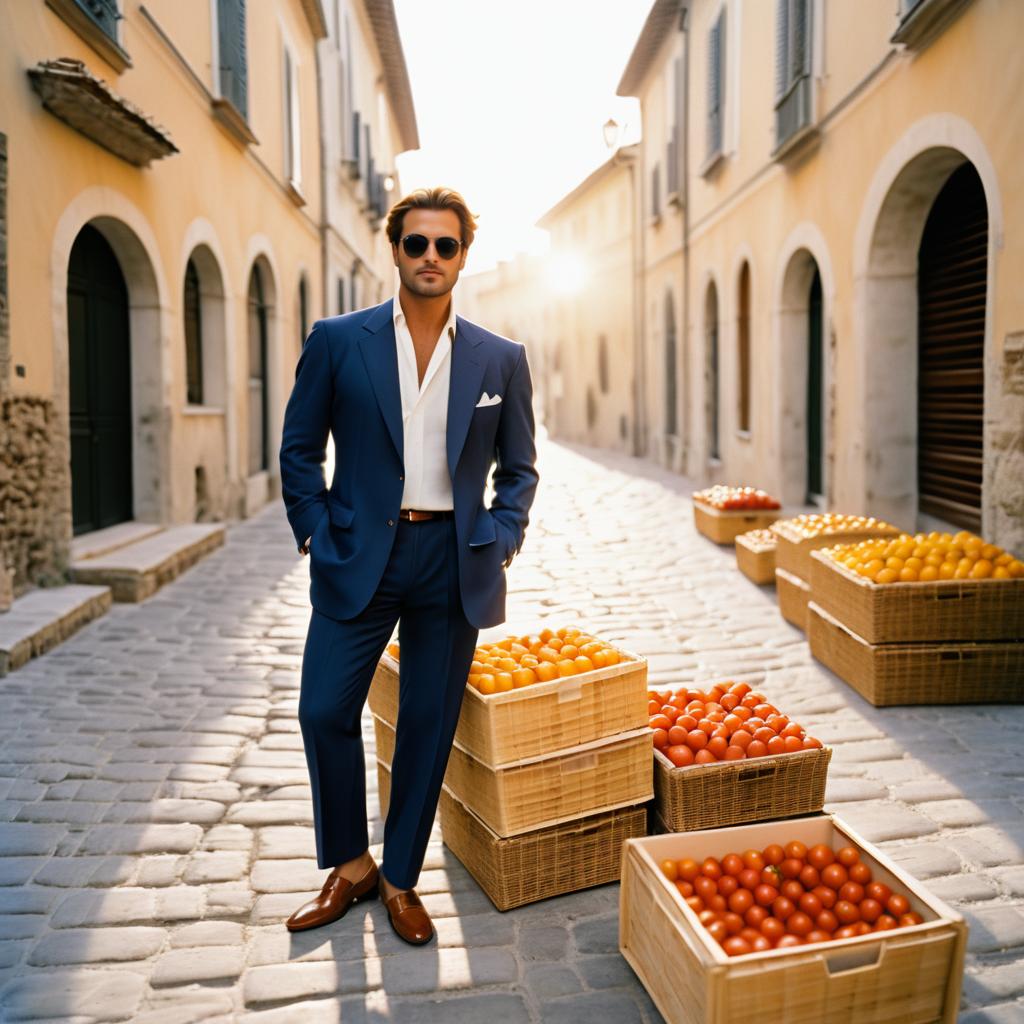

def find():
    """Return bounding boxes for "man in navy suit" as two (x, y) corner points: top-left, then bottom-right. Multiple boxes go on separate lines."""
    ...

(279, 187), (538, 944)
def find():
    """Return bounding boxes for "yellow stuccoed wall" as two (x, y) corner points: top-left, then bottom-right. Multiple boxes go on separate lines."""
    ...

(3, 0), (324, 531)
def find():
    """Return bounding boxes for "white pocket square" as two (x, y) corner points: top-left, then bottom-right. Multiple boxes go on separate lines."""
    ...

(475, 392), (502, 408)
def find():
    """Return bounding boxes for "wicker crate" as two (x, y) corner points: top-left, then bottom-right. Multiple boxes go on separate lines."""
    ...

(776, 567), (810, 631)
(375, 714), (653, 837)
(619, 814), (967, 1024)
(735, 531), (777, 586)
(654, 745), (831, 832)
(693, 501), (782, 545)
(771, 519), (902, 581)
(808, 602), (1024, 707)
(368, 647), (648, 767)
(809, 549), (1024, 644)
(438, 787), (647, 911)
(376, 758), (392, 818)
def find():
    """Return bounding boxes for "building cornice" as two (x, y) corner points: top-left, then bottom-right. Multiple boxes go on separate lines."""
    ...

(537, 145), (639, 229)
(617, 0), (685, 97)
(364, 0), (420, 151)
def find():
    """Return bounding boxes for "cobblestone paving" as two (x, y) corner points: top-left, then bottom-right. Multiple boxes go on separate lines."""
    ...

(0, 437), (1022, 1021)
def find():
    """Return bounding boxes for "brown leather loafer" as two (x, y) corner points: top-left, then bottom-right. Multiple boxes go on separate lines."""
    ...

(285, 861), (378, 932)
(381, 888), (434, 945)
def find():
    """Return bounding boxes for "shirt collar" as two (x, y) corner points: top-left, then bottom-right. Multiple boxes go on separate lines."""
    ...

(393, 292), (457, 343)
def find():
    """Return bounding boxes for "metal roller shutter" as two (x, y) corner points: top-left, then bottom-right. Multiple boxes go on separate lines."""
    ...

(917, 163), (987, 533)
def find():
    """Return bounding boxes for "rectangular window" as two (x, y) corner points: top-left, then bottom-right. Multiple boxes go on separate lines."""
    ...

(285, 48), (301, 189)
(707, 8), (726, 161)
(74, 0), (119, 40)
(337, 277), (346, 315)
(651, 164), (661, 219)
(351, 110), (362, 177)
(774, 0), (812, 151)
(217, 0), (248, 120)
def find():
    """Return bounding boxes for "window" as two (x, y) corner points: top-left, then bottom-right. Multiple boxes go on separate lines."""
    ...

(707, 8), (726, 163)
(337, 276), (346, 316)
(298, 275), (309, 346)
(284, 47), (301, 190)
(45, 0), (130, 72)
(217, 0), (248, 120)
(668, 57), (681, 196)
(891, 0), (971, 48)
(737, 262), (751, 433)
(73, 0), (119, 40)
(665, 293), (678, 437)
(774, 0), (812, 152)
(651, 164), (661, 219)
(184, 258), (204, 405)
(598, 335), (609, 395)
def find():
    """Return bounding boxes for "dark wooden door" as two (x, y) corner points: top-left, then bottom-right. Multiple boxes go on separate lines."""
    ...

(68, 225), (133, 535)
(917, 163), (987, 532)
(807, 267), (823, 500)
(247, 265), (269, 475)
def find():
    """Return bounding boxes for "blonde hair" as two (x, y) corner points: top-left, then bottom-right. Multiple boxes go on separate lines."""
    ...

(386, 187), (478, 248)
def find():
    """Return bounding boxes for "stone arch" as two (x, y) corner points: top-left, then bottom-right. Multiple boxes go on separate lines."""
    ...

(772, 222), (836, 507)
(852, 114), (1002, 533)
(51, 189), (171, 527)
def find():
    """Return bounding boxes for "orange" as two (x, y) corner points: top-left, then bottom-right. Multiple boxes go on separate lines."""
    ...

(556, 659), (579, 677)
(535, 662), (558, 682)
(511, 668), (536, 688)
(574, 656), (595, 674)
(559, 644), (579, 660)
(537, 646), (560, 663)
(477, 675), (497, 695)
(497, 657), (517, 673)
(494, 672), (514, 692)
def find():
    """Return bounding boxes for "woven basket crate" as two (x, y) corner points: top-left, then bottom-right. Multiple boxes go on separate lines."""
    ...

(771, 520), (902, 581)
(735, 532), (777, 585)
(376, 758), (392, 818)
(776, 567), (810, 631)
(439, 787), (647, 911)
(368, 648), (648, 767)
(808, 602), (1024, 707)
(693, 500), (782, 545)
(375, 714), (653, 837)
(653, 745), (830, 832)
(619, 814), (967, 1024)
(809, 549), (1024, 644)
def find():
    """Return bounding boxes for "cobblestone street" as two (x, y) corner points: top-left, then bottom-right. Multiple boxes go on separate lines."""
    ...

(1, 436), (1022, 1022)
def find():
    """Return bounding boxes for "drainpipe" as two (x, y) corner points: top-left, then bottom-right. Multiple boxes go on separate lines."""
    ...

(680, 3), (692, 477)
(315, 42), (329, 321)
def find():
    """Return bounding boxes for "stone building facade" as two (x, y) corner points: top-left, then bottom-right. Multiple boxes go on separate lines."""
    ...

(0, 0), (417, 596)
(507, 0), (1023, 551)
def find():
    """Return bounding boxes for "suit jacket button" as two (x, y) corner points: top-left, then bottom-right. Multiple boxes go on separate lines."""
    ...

(387, 519), (395, 527)
(399, 475), (404, 481)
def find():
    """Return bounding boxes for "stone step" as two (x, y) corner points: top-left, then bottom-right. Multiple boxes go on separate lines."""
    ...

(69, 524), (226, 602)
(0, 584), (112, 676)
(70, 521), (164, 562)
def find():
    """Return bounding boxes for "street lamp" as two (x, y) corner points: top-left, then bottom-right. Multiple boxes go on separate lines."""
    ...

(603, 118), (621, 151)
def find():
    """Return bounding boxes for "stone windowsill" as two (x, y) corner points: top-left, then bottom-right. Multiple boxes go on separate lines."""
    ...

(45, 0), (132, 73)
(182, 404), (225, 418)
(286, 180), (307, 208)
(212, 97), (258, 147)
(736, 429), (752, 442)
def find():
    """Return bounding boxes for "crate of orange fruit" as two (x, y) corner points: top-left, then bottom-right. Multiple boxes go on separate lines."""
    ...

(368, 626), (648, 767)
(692, 486), (782, 545)
(809, 531), (1024, 644)
(735, 528), (777, 586)
(771, 513), (902, 582)
(375, 720), (648, 909)
(648, 680), (831, 832)
(619, 813), (967, 1024)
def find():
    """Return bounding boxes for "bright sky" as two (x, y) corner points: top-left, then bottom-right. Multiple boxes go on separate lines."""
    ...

(393, 0), (650, 276)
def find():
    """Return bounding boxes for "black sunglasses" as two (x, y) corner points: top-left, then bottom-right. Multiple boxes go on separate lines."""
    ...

(400, 234), (462, 260)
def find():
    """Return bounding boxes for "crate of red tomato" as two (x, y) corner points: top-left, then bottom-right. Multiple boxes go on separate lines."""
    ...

(619, 814), (966, 1024)
(649, 681), (831, 832)
(692, 486), (782, 545)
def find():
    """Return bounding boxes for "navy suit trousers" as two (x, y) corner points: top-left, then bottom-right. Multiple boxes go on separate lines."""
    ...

(298, 517), (478, 889)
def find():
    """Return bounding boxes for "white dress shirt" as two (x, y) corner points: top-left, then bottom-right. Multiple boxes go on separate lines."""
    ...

(393, 295), (457, 510)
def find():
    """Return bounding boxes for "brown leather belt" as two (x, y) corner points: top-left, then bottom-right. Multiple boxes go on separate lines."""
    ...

(399, 509), (455, 522)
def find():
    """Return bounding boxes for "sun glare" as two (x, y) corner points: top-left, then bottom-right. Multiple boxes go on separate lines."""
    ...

(546, 252), (586, 294)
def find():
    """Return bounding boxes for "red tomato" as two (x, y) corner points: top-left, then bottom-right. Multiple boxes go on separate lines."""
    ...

(728, 889), (753, 914)
(754, 884), (778, 907)
(874, 914), (898, 931)
(722, 912), (744, 935)
(745, 905), (768, 928)
(666, 744), (694, 767)
(779, 858), (804, 880)
(722, 936), (752, 956)
(839, 882), (865, 905)
(806, 929), (832, 944)
(848, 861), (872, 885)
(762, 844), (785, 866)
(772, 896), (795, 921)
(812, 885), (837, 909)
(722, 853), (744, 877)
(776, 934), (804, 948)
(899, 912), (924, 927)
(738, 868), (761, 891)
(787, 912), (813, 936)
(836, 846), (860, 868)
(677, 858), (700, 882)
(821, 863), (848, 890)
(702, 858), (723, 880)
(760, 917), (786, 942)
(781, 880), (804, 902)
(816, 909), (838, 933)
(886, 893), (910, 917)
(834, 900), (860, 925)
(798, 892), (822, 918)
(859, 898), (883, 923)
(718, 875), (738, 897)
(742, 849), (766, 872)
(799, 865), (820, 890)
(865, 881), (891, 904)
(652, 728), (668, 749)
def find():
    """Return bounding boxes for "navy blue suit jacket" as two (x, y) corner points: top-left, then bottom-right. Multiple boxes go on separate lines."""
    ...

(279, 299), (539, 630)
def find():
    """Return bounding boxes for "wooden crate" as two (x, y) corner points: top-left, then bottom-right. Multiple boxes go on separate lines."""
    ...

(776, 567), (810, 631)
(619, 814), (967, 1024)
(654, 745), (830, 832)
(375, 714), (653, 837)
(368, 646), (648, 767)
(808, 602), (1024, 706)
(439, 787), (647, 911)
(809, 549), (1024, 644)
(771, 520), (902, 581)
(376, 757), (392, 818)
(693, 501), (782, 545)
(735, 531), (776, 586)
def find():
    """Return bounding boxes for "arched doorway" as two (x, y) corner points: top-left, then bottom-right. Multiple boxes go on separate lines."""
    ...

(67, 224), (133, 534)
(247, 264), (270, 476)
(917, 163), (986, 532)
(704, 281), (720, 462)
(807, 268), (824, 501)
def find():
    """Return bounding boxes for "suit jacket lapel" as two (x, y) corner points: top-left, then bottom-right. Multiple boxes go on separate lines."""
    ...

(358, 300), (404, 463)
(447, 316), (486, 478)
